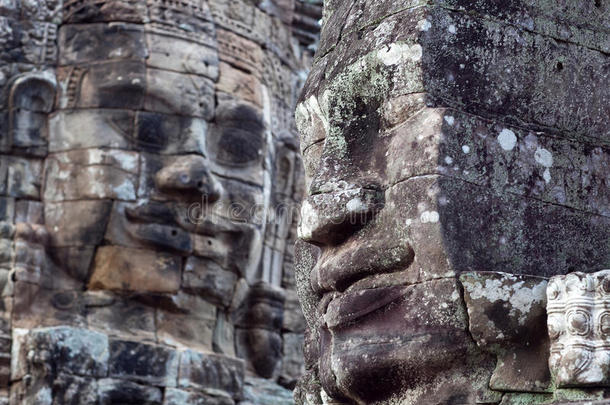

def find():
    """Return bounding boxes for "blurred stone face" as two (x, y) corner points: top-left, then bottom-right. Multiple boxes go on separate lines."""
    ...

(0, 0), (318, 402)
(295, 1), (609, 403)
(46, 21), (266, 293)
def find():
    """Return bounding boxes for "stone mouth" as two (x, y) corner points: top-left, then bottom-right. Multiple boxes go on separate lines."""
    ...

(311, 242), (415, 297)
(125, 202), (242, 235)
(122, 202), (247, 267)
(324, 285), (409, 329)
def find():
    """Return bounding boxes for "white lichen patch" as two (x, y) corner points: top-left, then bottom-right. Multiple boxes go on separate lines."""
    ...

(377, 43), (423, 66)
(297, 200), (317, 240)
(444, 156), (454, 165)
(448, 24), (457, 34)
(462, 145), (470, 154)
(534, 147), (553, 167)
(420, 210), (439, 223)
(417, 19), (432, 31)
(346, 197), (367, 213)
(466, 276), (547, 325)
(444, 115), (455, 126)
(497, 128), (517, 151)
(543, 168), (552, 184)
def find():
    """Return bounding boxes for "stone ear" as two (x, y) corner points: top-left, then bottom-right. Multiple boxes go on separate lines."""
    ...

(9, 72), (56, 112)
(7, 72), (56, 153)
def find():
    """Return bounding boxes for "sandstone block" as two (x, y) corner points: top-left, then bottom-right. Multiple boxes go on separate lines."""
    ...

(156, 294), (216, 352)
(178, 350), (244, 399)
(213, 310), (235, 357)
(283, 289), (306, 333)
(163, 388), (234, 405)
(242, 376), (294, 405)
(89, 246), (181, 293)
(145, 31), (219, 80)
(98, 378), (162, 405)
(144, 68), (215, 120)
(86, 295), (156, 341)
(56, 61), (146, 110)
(12, 326), (109, 379)
(44, 149), (138, 201)
(62, 0), (148, 23)
(217, 62), (263, 108)
(183, 256), (237, 308)
(216, 28), (262, 76)
(12, 283), (85, 329)
(109, 339), (179, 387)
(461, 271), (551, 392)
(44, 200), (112, 247)
(58, 23), (147, 65)
(0, 156), (41, 199)
(52, 374), (98, 404)
(48, 109), (133, 152)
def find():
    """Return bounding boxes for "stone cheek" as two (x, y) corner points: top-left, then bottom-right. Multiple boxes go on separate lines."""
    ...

(88, 246), (182, 294)
(547, 270), (610, 387)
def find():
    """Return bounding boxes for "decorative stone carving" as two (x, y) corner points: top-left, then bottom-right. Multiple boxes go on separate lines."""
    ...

(547, 270), (610, 387)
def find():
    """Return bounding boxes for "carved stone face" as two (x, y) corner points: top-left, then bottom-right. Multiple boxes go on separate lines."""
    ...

(295, 1), (609, 403)
(46, 23), (267, 293)
(1, 0), (317, 401)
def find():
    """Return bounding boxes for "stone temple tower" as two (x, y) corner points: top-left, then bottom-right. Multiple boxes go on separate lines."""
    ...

(0, 0), (321, 403)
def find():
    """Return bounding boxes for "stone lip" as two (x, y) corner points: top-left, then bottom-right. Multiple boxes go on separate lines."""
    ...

(324, 284), (408, 329)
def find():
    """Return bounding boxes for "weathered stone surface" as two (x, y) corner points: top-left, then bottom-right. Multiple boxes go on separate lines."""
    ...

(86, 293), (156, 341)
(294, 0), (609, 403)
(62, 0), (148, 23)
(183, 256), (237, 308)
(216, 62), (262, 108)
(155, 292), (216, 352)
(56, 61), (146, 110)
(2, 0), (312, 402)
(280, 332), (305, 388)
(58, 23), (147, 65)
(178, 350), (244, 399)
(12, 326), (109, 379)
(461, 271), (551, 392)
(44, 149), (139, 201)
(206, 100), (266, 185)
(44, 200), (112, 247)
(164, 388), (234, 405)
(213, 310), (235, 357)
(145, 68), (215, 119)
(0, 156), (42, 199)
(48, 109), (134, 152)
(98, 378), (162, 405)
(283, 289), (306, 333)
(12, 283), (85, 329)
(145, 31), (219, 80)
(134, 111), (207, 154)
(216, 28), (262, 76)
(242, 376), (294, 405)
(89, 246), (181, 293)
(109, 340), (179, 387)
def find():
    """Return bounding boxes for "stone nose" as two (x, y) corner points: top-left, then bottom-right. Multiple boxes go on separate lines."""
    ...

(297, 186), (384, 246)
(155, 156), (222, 202)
